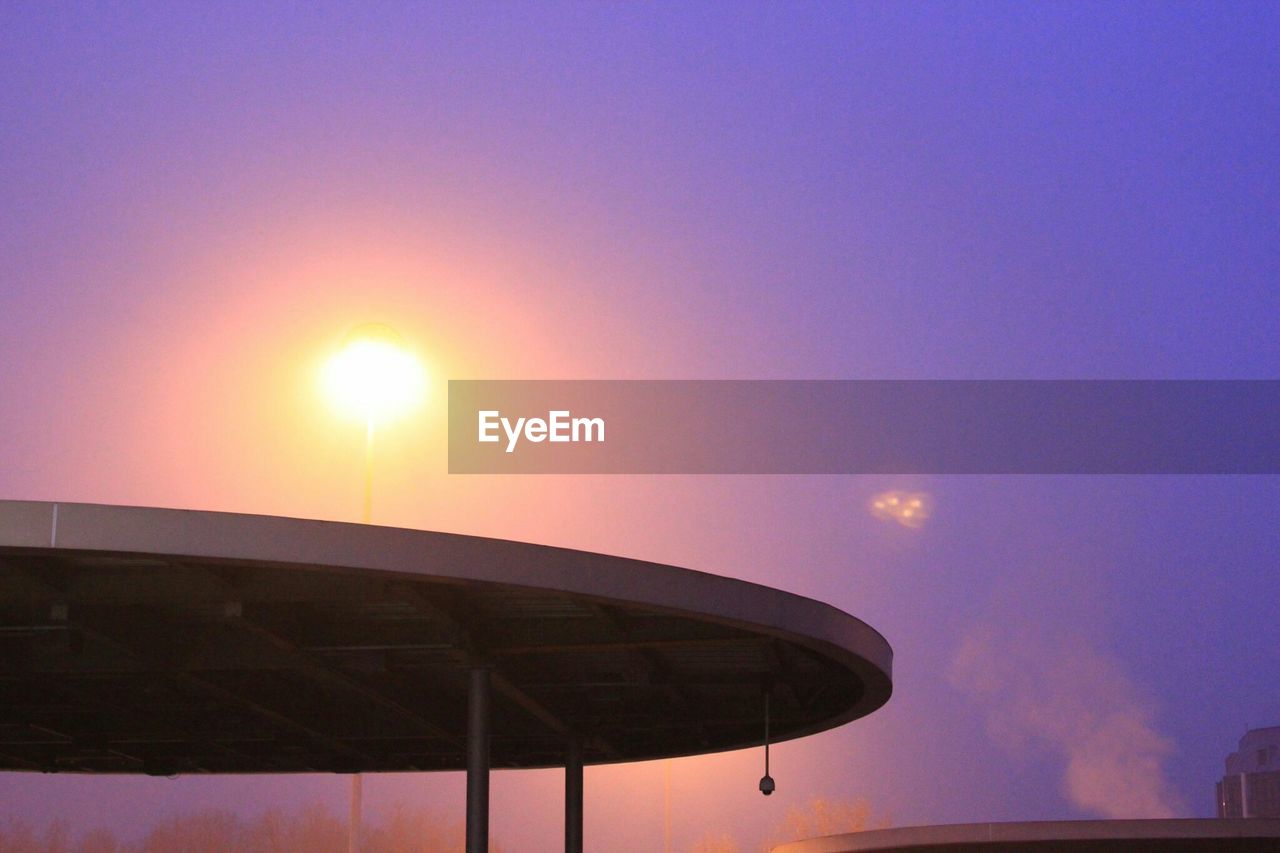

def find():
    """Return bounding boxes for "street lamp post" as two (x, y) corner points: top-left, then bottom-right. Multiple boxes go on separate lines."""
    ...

(321, 323), (426, 853)
(364, 415), (375, 525)
(322, 321), (426, 525)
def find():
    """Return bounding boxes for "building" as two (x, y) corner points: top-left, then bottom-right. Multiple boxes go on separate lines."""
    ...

(1217, 726), (1280, 818)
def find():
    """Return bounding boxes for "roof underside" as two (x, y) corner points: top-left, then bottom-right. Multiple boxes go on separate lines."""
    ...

(0, 549), (866, 774)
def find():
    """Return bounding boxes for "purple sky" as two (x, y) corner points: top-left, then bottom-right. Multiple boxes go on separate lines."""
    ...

(1, 2), (1278, 850)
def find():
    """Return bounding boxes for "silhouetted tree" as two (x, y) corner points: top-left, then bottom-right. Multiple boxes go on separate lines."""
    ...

(137, 810), (243, 853)
(0, 803), (501, 853)
(689, 831), (740, 853)
(764, 796), (888, 850)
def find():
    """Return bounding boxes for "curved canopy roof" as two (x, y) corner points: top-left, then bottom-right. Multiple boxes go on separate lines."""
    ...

(772, 820), (1280, 853)
(0, 501), (891, 775)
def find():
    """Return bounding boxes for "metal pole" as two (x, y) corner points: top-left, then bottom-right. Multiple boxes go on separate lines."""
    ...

(663, 759), (671, 853)
(363, 416), (375, 525)
(347, 775), (362, 853)
(349, 415), (375, 853)
(467, 666), (492, 853)
(565, 736), (583, 853)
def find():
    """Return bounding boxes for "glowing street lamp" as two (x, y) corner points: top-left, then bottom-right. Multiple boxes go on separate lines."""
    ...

(321, 323), (425, 853)
(321, 323), (426, 523)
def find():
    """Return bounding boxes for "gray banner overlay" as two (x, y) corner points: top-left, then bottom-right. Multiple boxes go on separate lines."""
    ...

(447, 380), (1280, 474)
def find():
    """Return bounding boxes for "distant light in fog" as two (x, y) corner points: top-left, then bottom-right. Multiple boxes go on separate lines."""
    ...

(869, 491), (932, 528)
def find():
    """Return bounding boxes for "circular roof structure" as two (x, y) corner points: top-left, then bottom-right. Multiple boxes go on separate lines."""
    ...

(0, 501), (892, 775)
(771, 820), (1280, 853)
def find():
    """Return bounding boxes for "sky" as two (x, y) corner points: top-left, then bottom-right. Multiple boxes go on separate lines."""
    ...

(1, 1), (1278, 850)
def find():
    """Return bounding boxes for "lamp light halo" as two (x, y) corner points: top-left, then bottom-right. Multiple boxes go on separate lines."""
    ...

(321, 322), (426, 423)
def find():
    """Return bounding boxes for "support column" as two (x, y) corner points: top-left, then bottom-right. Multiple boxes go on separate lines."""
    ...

(565, 736), (583, 853)
(347, 774), (363, 852)
(467, 666), (491, 853)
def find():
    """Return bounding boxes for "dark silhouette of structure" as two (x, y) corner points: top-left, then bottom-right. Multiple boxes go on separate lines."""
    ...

(772, 819), (1280, 852)
(0, 500), (893, 853)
